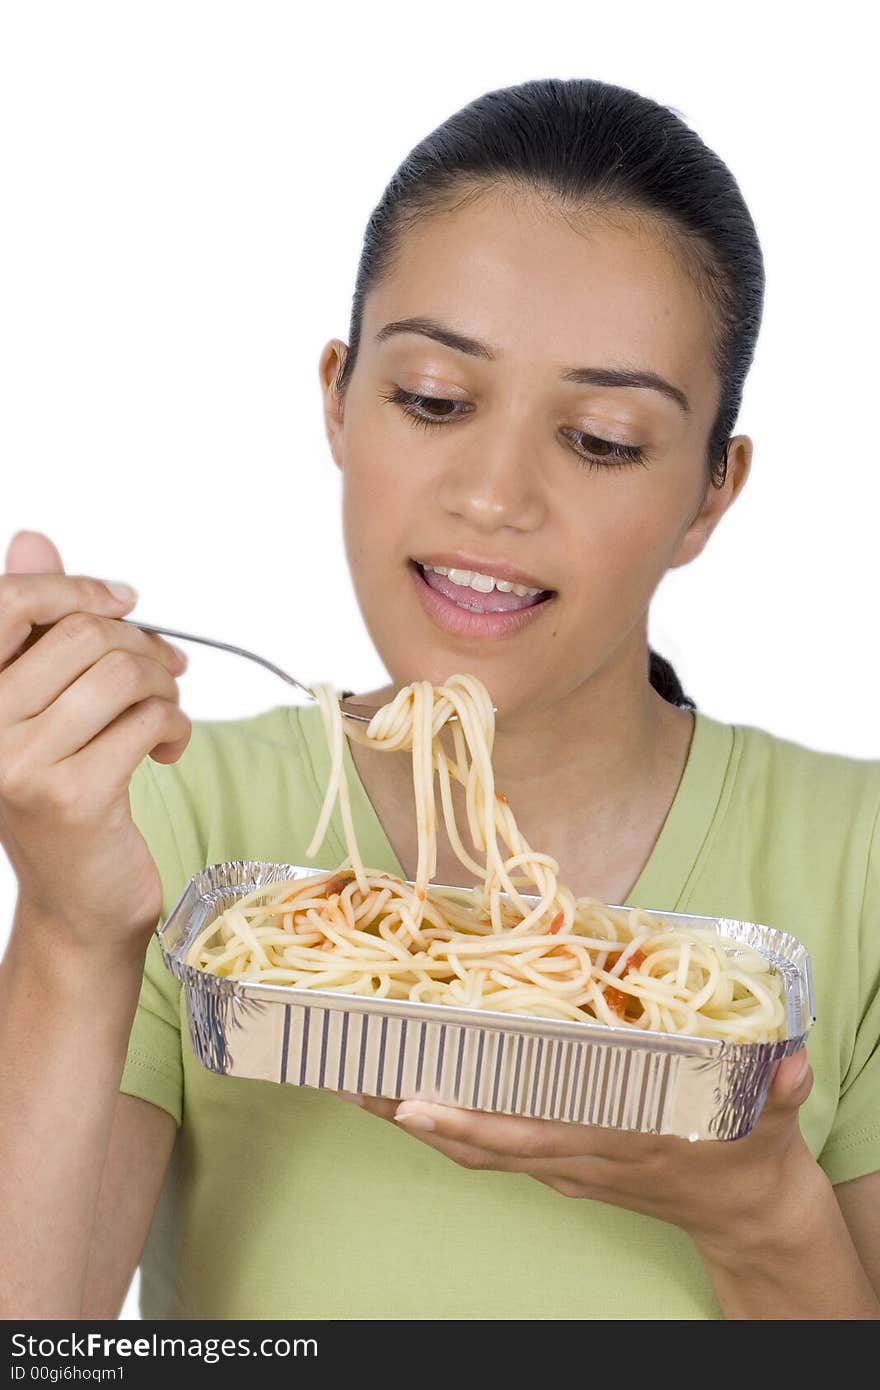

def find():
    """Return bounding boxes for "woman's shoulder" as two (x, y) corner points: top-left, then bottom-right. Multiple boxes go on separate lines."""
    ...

(685, 709), (880, 923)
(703, 707), (880, 828)
(686, 712), (880, 1010)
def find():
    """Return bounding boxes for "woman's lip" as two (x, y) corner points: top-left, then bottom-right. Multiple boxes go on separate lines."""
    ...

(408, 560), (556, 640)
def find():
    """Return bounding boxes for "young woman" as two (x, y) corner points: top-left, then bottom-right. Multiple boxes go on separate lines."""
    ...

(1, 77), (878, 1321)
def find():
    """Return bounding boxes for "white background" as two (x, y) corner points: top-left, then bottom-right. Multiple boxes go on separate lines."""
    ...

(1, 0), (877, 1321)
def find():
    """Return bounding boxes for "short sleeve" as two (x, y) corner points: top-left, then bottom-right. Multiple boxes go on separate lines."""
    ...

(120, 933), (184, 1124)
(818, 796), (880, 1186)
(118, 755), (195, 1126)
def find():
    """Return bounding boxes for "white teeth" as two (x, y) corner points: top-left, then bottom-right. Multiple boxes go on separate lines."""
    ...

(422, 564), (542, 596)
(470, 573), (495, 593)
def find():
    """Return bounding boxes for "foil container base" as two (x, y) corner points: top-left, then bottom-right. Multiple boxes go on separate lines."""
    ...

(159, 861), (814, 1142)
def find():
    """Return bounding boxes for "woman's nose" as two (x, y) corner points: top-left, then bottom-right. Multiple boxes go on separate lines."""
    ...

(433, 431), (548, 533)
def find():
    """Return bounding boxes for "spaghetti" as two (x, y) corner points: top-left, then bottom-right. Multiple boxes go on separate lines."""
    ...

(185, 676), (786, 1042)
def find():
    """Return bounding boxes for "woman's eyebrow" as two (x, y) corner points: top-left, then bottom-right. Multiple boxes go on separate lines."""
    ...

(374, 316), (691, 414)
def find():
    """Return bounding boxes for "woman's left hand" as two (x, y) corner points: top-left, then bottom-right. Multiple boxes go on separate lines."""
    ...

(341, 1050), (823, 1253)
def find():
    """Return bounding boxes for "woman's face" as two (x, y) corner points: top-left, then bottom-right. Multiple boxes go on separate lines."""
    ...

(320, 187), (750, 717)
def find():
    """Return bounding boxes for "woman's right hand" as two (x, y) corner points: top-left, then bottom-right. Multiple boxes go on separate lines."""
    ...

(0, 530), (192, 956)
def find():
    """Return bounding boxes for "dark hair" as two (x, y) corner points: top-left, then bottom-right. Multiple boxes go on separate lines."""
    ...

(335, 77), (765, 712)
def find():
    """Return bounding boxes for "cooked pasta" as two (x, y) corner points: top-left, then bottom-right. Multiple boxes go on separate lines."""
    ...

(185, 676), (786, 1042)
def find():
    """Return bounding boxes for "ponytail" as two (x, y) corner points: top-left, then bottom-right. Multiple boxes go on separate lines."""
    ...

(648, 649), (695, 710)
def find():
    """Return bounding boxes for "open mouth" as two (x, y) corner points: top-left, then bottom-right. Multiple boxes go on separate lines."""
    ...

(411, 560), (555, 614)
(407, 559), (557, 640)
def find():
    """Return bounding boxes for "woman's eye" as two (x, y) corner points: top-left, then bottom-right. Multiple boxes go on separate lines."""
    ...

(565, 430), (648, 471)
(379, 386), (468, 429)
(379, 386), (647, 470)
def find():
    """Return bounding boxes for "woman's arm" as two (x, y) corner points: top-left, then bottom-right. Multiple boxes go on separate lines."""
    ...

(835, 1172), (880, 1296)
(692, 1156), (879, 1319)
(82, 1093), (176, 1318)
(0, 546), (190, 1317)
(0, 904), (174, 1319)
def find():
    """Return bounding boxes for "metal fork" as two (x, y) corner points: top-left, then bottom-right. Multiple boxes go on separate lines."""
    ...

(122, 620), (381, 722)
(122, 620), (487, 723)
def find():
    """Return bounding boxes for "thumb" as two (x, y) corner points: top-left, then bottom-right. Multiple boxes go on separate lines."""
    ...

(5, 529), (66, 576)
(766, 1048), (813, 1113)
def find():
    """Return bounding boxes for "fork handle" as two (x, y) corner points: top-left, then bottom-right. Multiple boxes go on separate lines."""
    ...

(120, 620), (316, 701)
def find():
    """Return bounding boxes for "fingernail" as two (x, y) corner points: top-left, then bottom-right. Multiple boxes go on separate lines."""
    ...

(394, 1107), (435, 1131)
(793, 1054), (810, 1087)
(104, 581), (138, 603)
(337, 1090), (364, 1106)
(170, 644), (189, 669)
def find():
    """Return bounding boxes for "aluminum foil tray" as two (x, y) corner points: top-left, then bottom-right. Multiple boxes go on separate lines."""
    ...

(158, 861), (815, 1141)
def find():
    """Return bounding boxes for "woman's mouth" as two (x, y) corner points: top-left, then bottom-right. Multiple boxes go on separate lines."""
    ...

(409, 559), (556, 640)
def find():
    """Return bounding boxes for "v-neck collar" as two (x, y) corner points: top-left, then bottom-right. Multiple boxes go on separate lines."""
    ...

(621, 710), (738, 910)
(291, 701), (738, 914)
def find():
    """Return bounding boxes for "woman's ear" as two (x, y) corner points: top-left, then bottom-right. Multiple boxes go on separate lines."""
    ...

(319, 340), (349, 472)
(669, 435), (753, 570)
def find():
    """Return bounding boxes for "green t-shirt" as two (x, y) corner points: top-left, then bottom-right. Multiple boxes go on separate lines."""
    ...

(120, 702), (880, 1320)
